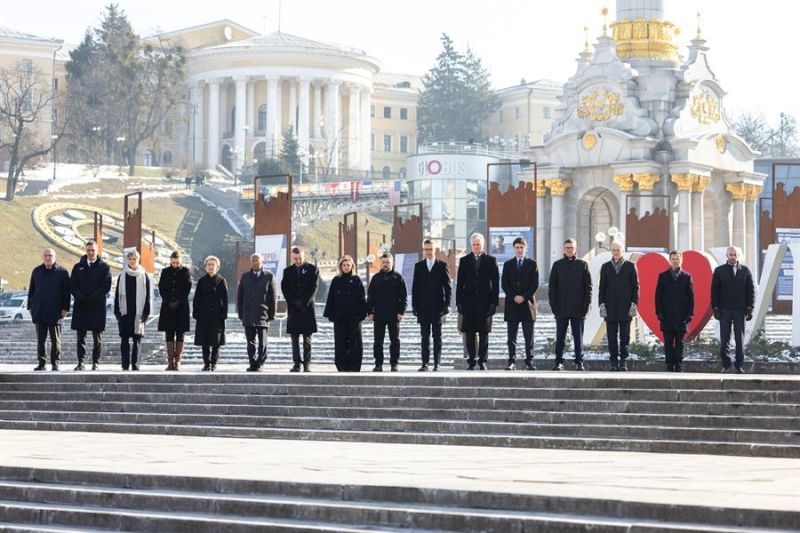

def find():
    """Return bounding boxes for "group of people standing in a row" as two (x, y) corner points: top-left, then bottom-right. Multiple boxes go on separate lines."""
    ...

(26, 233), (755, 373)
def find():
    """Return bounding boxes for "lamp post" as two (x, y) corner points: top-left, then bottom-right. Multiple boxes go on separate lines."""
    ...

(50, 134), (58, 181)
(232, 148), (240, 187)
(595, 231), (608, 252)
(115, 136), (126, 176)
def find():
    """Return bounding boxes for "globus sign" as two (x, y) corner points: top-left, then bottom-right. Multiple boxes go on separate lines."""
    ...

(407, 154), (498, 181)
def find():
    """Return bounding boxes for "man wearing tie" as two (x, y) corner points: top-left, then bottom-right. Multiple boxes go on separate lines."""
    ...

(456, 232), (499, 370)
(69, 240), (112, 371)
(412, 239), (451, 371)
(711, 246), (755, 373)
(281, 246), (319, 372)
(501, 237), (539, 370)
(237, 253), (276, 371)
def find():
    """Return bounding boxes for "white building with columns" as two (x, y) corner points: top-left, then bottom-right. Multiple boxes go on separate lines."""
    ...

(527, 0), (765, 283)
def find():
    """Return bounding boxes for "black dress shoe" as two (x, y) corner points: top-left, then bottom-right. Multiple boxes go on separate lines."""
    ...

(524, 360), (536, 371)
(505, 362), (516, 371)
(33, 365), (46, 371)
(390, 365), (399, 372)
(74, 363), (84, 371)
(466, 364), (476, 370)
(478, 362), (488, 370)
(303, 364), (310, 373)
(574, 362), (585, 371)
(735, 366), (745, 374)
(552, 363), (564, 371)
(245, 366), (256, 372)
(432, 364), (439, 371)
(92, 363), (99, 371)
(720, 366), (730, 373)
(373, 365), (383, 372)
(51, 364), (60, 371)
(666, 364), (674, 372)
(418, 364), (429, 372)
(290, 363), (302, 373)
(674, 364), (683, 372)
(618, 361), (628, 371)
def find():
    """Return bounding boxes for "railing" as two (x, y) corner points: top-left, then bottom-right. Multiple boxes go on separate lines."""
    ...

(417, 141), (526, 159)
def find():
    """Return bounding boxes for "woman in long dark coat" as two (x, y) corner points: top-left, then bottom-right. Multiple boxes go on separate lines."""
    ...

(158, 250), (192, 371)
(192, 255), (228, 371)
(323, 255), (367, 372)
(114, 250), (151, 371)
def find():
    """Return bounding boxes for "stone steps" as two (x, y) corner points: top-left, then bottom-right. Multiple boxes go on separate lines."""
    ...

(0, 467), (795, 532)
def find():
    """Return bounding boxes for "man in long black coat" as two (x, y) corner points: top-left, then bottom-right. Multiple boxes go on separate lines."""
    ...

(70, 240), (112, 370)
(711, 246), (755, 373)
(456, 233), (499, 370)
(367, 253), (407, 372)
(28, 248), (70, 371)
(655, 250), (694, 372)
(501, 237), (539, 371)
(598, 242), (639, 371)
(412, 239), (451, 371)
(237, 253), (276, 371)
(548, 238), (592, 371)
(281, 246), (319, 372)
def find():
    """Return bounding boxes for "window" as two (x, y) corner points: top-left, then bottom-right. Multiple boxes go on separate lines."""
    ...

(20, 59), (32, 73)
(399, 167), (406, 179)
(382, 166), (391, 179)
(383, 134), (391, 152)
(370, 134), (375, 151)
(258, 104), (267, 132)
(498, 109), (503, 122)
(370, 105), (375, 118)
(400, 136), (408, 154)
(383, 106), (391, 119)
(543, 106), (551, 119)
(162, 150), (173, 164)
(164, 119), (173, 136)
(400, 108), (408, 120)
(514, 106), (520, 120)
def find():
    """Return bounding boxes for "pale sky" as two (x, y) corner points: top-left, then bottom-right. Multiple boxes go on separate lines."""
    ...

(5, 0), (796, 124)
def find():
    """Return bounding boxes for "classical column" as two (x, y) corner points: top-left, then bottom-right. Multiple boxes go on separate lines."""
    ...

(325, 80), (341, 172)
(545, 178), (572, 272)
(536, 178), (547, 284)
(190, 82), (204, 166)
(287, 79), (297, 133)
(347, 85), (361, 171)
(206, 79), (220, 167)
(360, 87), (371, 172)
(312, 81), (323, 139)
(632, 173), (660, 216)
(297, 78), (311, 153)
(726, 182), (748, 256)
(745, 184), (763, 269)
(234, 76), (247, 173)
(692, 175), (711, 252)
(265, 77), (280, 157)
(613, 174), (635, 239)
(220, 82), (229, 134)
(671, 174), (694, 251)
(247, 80), (256, 134)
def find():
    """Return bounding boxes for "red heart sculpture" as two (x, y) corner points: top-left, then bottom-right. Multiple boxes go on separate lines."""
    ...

(636, 251), (716, 343)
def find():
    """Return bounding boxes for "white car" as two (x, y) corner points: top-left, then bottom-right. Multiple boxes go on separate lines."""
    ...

(0, 295), (31, 322)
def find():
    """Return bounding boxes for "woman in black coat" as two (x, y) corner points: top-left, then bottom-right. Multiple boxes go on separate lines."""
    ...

(158, 251), (192, 371)
(114, 250), (151, 371)
(192, 256), (228, 371)
(323, 255), (367, 372)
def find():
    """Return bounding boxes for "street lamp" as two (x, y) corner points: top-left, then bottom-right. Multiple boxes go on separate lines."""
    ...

(115, 136), (126, 176)
(50, 134), (58, 181)
(231, 148), (241, 186)
(595, 231), (608, 252)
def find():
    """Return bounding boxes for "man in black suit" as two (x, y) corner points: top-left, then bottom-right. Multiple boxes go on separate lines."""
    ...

(456, 232), (499, 370)
(598, 242), (639, 371)
(501, 237), (538, 370)
(548, 238), (592, 371)
(412, 239), (451, 371)
(711, 246), (755, 373)
(367, 253), (408, 372)
(655, 250), (694, 372)
(281, 246), (319, 372)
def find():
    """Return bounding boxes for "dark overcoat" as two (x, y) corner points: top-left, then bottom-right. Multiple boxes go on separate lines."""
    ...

(28, 263), (70, 325)
(548, 256), (592, 319)
(323, 274), (367, 322)
(69, 255), (112, 332)
(711, 263), (755, 312)
(456, 253), (499, 333)
(598, 260), (639, 322)
(281, 262), (319, 335)
(655, 269), (695, 332)
(157, 266), (192, 333)
(193, 274), (228, 346)
(411, 259), (451, 324)
(237, 270), (276, 327)
(367, 269), (407, 323)
(113, 272), (151, 338)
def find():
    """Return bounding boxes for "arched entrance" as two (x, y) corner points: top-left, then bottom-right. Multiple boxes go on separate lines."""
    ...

(253, 142), (267, 164)
(221, 144), (232, 172)
(577, 187), (619, 252)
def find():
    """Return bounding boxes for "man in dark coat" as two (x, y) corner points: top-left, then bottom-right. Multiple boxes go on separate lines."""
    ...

(598, 242), (639, 371)
(70, 240), (112, 370)
(367, 253), (408, 372)
(501, 237), (539, 371)
(281, 246), (319, 372)
(655, 250), (694, 372)
(28, 248), (70, 371)
(412, 239), (451, 371)
(157, 251), (192, 371)
(456, 233), (499, 370)
(711, 246), (755, 373)
(237, 253), (276, 371)
(548, 238), (592, 371)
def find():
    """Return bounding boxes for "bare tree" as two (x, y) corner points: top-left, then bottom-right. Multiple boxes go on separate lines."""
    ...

(733, 110), (799, 158)
(0, 63), (65, 201)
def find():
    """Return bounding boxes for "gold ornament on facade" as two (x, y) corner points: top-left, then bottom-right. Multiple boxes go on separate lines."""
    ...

(690, 90), (721, 125)
(610, 18), (680, 61)
(613, 174), (635, 193)
(536, 179), (547, 198)
(725, 183), (748, 201)
(715, 134), (727, 153)
(692, 175), (711, 193)
(544, 178), (572, 197)
(745, 184), (763, 202)
(582, 132), (598, 151)
(671, 174), (695, 192)
(632, 173), (660, 191)
(577, 89), (624, 122)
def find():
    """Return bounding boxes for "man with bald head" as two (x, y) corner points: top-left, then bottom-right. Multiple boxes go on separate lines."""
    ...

(28, 248), (70, 371)
(711, 246), (755, 373)
(598, 242), (639, 371)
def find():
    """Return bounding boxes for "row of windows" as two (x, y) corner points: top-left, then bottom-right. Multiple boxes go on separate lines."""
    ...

(370, 134), (410, 153)
(370, 106), (410, 120)
(497, 106), (551, 122)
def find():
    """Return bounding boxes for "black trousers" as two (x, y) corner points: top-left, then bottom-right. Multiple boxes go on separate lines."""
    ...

(120, 335), (141, 370)
(507, 320), (534, 363)
(201, 345), (220, 366)
(464, 331), (489, 366)
(555, 317), (584, 363)
(606, 319), (632, 362)
(76, 329), (102, 364)
(291, 333), (312, 365)
(663, 329), (685, 367)
(35, 323), (61, 366)
(420, 320), (442, 365)
(334, 319), (362, 372)
(719, 309), (746, 368)
(245, 326), (268, 368)
(373, 320), (400, 365)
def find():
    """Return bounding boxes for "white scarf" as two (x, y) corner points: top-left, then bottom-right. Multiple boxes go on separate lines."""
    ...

(118, 265), (147, 335)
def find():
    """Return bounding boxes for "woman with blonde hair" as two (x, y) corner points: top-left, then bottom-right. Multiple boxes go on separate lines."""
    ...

(192, 255), (228, 371)
(114, 250), (151, 371)
(323, 255), (367, 371)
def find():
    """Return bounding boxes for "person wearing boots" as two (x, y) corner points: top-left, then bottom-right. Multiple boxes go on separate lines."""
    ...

(157, 251), (192, 371)
(281, 246), (319, 372)
(655, 250), (694, 372)
(501, 237), (539, 371)
(28, 248), (70, 371)
(193, 256), (228, 371)
(548, 239), (592, 371)
(367, 253), (408, 372)
(412, 239), (451, 371)
(69, 240), (112, 370)
(456, 233), (499, 370)
(598, 242), (639, 371)
(711, 246), (755, 373)
(114, 250), (151, 371)
(238, 253), (276, 372)
(324, 255), (367, 372)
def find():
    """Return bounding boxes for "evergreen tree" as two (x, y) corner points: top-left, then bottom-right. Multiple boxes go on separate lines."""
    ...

(279, 126), (302, 175)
